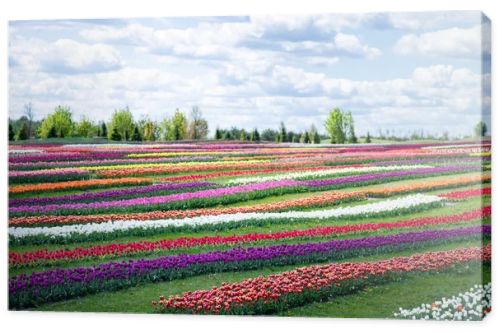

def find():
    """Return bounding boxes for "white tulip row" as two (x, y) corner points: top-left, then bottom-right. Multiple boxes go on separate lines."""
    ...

(422, 144), (485, 150)
(9, 149), (44, 155)
(225, 165), (432, 185)
(9, 194), (443, 239)
(394, 283), (491, 321)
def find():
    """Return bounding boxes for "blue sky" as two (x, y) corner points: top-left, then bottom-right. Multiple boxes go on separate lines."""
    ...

(9, 11), (490, 137)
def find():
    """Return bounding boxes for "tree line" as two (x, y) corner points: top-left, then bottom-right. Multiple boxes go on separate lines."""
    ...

(8, 103), (488, 143)
(9, 105), (209, 142)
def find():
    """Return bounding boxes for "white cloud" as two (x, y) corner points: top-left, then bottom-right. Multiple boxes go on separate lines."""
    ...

(393, 25), (481, 58)
(10, 37), (123, 74)
(79, 18), (380, 61)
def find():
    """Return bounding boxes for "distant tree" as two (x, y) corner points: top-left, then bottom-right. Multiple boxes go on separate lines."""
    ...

(38, 105), (74, 138)
(365, 132), (372, 143)
(131, 125), (142, 141)
(48, 125), (57, 138)
(75, 118), (96, 138)
(160, 118), (172, 141)
(214, 127), (223, 140)
(278, 122), (287, 143)
(24, 102), (34, 139)
(474, 121), (487, 137)
(171, 110), (188, 140)
(110, 126), (121, 141)
(344, 111), (357, 143)
(109, 107), (134, 141)
(187, 106), (208, 140)
(141, 120), (158, 141)
(239, 130), (247, 141)
(16, 122), (30, 140)
(291, 134), (299, 143)
(250, 128), (260, 142)
(223, 131), (231, 140)
(9, 123), (15, 141)
(309, 124), (321, 144)
(261, 128), (278, 142)
(324, 108), (346, 144)
(300, 131), (310, 144)
(101, 122), (108, 138)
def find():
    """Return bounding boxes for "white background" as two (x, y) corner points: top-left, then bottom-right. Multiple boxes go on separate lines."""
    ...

(0, 1), (498, 333)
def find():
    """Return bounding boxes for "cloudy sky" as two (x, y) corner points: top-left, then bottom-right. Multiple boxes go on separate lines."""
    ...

(9, 11), (490, 137)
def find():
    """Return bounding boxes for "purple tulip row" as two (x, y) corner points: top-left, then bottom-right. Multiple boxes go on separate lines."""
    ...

(9, 156), (216, 170)
(9, 179), (302, 213)
(9, 181), (216, 207)
(9, 152), (125, 163)
(9, 168), (89, 178)
(9, 225), (489, 297)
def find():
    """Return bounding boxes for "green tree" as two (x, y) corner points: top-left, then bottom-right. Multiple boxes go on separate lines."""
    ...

(261, 128), (278, 142)
(48, 125), (57, 138)
(171, 110), (187, 140)
(278, 122), (287, 143)
(100, 122), (108, 138)
(309, 124), (321, 144)
(214, 127), (222, 140)
(38, 106), (74, 138)
(365, 132), (372, 143)
(239, 130), (247, 141)
(187, 106), (208, 140)
(324, 107), (346, 144)
(16, 122), (30, 140)
(474, 121), (487, 137)
(109, 108), (134, 141)
(250, 128), (260, 142)
(75, 118), (96, 138)
(300, 131), (310, 144)
(9, 123), (15, 141)
(142, 120), (157, 141)
(131, 125), (142, 141)
(24, 102), (34, 139)
(110, 126), (121, 141)
(223, 131), (231, 140)
(160, 118), (172, 141)
(344, 111), (357, 143)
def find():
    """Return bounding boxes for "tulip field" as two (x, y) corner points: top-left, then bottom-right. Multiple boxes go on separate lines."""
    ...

(8, 141), (491, 319)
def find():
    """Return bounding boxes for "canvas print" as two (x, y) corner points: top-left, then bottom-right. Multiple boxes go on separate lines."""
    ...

(8, 11), (491, 320)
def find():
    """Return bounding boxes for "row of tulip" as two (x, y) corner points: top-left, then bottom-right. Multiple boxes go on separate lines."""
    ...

(8, 194), (444, 244)
(9, 168), (90, 184)
(9, 181), (217, 207)
(9, 206), (490, 267)
(224, 165), (431, 184)
(440, 187), (491, 200)
(9, 156), (216, 171)
(9, 165), (477, 216)
(9, 226), (489, 309)
(394, 283), (491, 320)
(152, 245), (491, 314)
(9, 177), (152, 194)
(9, 174), (489, 227)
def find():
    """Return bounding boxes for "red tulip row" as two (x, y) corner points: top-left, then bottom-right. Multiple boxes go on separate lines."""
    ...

(10, 206), (490, 266)
(153, 244), (491, 314)
(440, 187), (491, 200)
